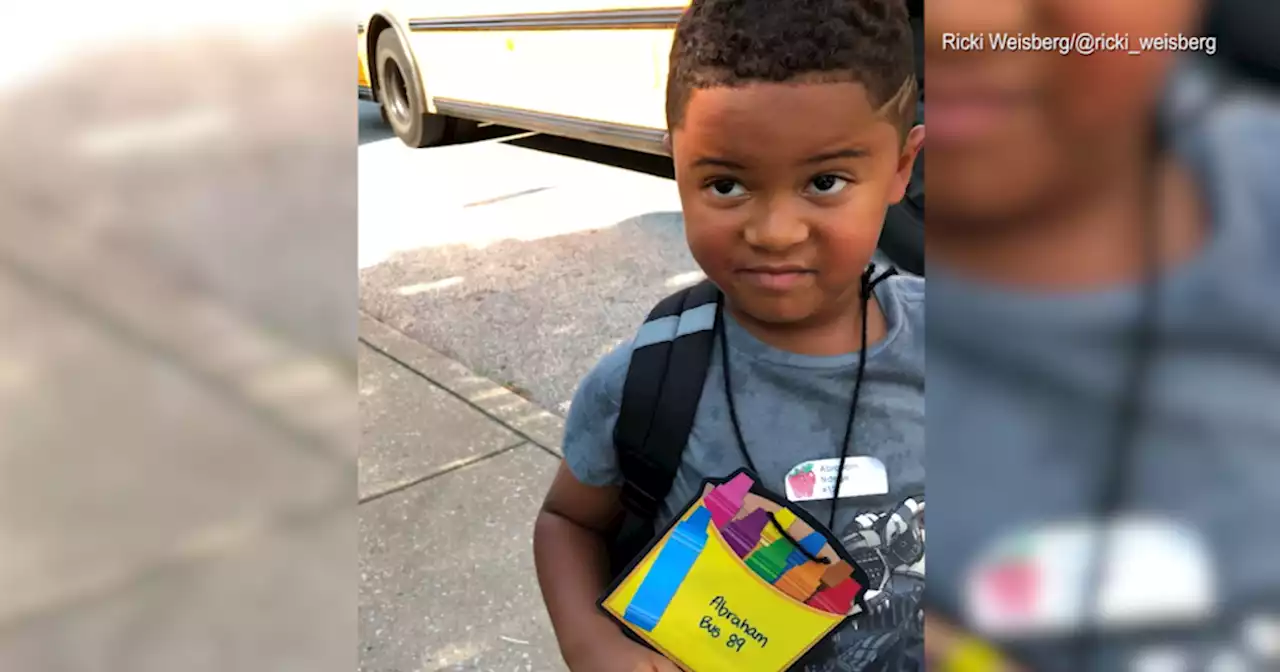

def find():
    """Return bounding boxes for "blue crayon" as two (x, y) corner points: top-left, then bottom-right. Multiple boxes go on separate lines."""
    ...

(783, 532), (828, 573)
(623, 506), (712, 631)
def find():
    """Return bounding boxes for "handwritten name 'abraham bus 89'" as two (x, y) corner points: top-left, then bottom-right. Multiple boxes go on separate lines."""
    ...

(943, 32), (1218, 56)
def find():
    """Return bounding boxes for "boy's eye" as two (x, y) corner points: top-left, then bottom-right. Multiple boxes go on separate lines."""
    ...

(806, 174), (850, 195)
(706, 179), (747, 198)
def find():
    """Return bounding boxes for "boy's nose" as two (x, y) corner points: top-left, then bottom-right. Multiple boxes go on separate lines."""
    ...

(743, 205), (811, 252)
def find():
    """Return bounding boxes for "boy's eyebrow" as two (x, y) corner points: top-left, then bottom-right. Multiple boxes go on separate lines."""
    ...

(801, 148), (870, 164)
(691, 149), (869, 170)
(692, 156), (748, 170)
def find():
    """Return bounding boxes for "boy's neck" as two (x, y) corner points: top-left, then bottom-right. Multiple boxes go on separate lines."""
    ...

(728, 294), (888, 358)
(933, 153), (1206, 291)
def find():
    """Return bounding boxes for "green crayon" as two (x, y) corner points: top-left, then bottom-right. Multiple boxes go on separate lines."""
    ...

(744, 537), (797, 583)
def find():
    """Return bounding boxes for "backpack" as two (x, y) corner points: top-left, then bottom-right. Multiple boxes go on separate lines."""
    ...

(608, 279), (721, 578)
(1204, 0), (1280, 87)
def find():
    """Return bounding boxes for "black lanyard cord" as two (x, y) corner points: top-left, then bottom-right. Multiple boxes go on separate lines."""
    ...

(718, 265), (899, 532)
(1073, 137), (1164, 670)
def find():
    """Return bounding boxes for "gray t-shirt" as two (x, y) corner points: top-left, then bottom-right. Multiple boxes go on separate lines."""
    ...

(928, 61), (1280, 670)
(564, 274), (925, 670)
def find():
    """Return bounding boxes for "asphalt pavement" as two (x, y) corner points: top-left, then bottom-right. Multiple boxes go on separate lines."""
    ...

(358, 100), (699, 415)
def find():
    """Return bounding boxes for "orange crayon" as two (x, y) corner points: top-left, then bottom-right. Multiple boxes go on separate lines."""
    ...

(775, 561), (827, 602)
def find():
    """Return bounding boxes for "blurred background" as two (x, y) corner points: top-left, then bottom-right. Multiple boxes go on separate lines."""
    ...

(925, 0), (1280, 670)
(0, 3), (355, 671)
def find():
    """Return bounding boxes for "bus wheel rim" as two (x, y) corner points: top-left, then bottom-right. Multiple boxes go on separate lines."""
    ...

(385, 61), (411, 124)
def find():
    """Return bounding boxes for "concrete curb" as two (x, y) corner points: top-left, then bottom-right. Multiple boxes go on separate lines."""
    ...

(359, 311), (565, 457)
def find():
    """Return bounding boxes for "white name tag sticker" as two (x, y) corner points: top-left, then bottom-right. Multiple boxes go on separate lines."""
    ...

(784, 457), (889, 501)
(964, 515), (1216, 638)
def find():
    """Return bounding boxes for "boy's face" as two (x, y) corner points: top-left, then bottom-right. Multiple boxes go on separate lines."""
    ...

(927, 0), (1203, 228)
(671, 80), (922, 326)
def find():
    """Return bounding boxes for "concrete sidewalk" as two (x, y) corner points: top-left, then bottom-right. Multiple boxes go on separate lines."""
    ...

(358, 313), (568, 672)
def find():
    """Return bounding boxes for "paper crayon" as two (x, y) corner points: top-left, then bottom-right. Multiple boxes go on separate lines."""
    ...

(775, 508), (798, 529)
(756, 508), (792, 548)
(805, 577), (862, 615)
(744, 537), (796, 584)
(754, 527), (780, 553)
(775, 561), (827, 602)
(784, 532), (829, 572)
(819, 560), (853, 589)
(705, 473), (753, 528)
(623, 506), (712, 631)
(721, 508), (770, 557)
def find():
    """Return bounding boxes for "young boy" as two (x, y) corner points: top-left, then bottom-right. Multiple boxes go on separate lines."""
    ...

(925, 0), (1280, 669)
(533, 1), (925, 670)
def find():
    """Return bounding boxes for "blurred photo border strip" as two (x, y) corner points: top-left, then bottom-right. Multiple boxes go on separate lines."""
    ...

(0, 227), (354, 461)
(925, 612), (1025, 672)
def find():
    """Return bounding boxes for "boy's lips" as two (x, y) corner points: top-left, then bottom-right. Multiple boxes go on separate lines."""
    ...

(736, 266), (816, 291)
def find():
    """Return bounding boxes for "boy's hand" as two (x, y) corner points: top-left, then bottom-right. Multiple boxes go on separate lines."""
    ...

(567, 633), (682, 672)
(536, 464), (681, 671)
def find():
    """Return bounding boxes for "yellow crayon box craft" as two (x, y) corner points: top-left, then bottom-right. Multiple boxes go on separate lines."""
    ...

(599, 469), (872, 672)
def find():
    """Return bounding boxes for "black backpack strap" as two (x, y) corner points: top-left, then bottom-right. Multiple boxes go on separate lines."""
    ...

(614, 279), (721, 523)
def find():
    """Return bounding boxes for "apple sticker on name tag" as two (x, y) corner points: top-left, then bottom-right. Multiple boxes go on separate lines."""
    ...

(784, 457), (889, 501)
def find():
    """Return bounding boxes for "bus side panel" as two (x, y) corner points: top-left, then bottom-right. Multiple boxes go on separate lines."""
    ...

(411, 27), (674, 131)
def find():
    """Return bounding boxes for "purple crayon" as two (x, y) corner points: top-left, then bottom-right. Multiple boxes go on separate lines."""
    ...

(705, 472), (754, 528)
(721, 508), (770, 557)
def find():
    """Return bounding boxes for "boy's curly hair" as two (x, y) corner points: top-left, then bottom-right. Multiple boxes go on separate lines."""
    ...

(666, 0), (916, 138)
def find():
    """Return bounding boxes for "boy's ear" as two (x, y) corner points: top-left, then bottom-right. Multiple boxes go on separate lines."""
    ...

(888, 124), (925, 204)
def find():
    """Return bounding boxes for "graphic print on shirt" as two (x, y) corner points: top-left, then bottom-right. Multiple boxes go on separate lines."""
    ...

(800, 496), (925, 671)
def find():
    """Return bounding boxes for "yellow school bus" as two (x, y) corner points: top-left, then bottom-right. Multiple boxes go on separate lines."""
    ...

(358, 1), (687, 153)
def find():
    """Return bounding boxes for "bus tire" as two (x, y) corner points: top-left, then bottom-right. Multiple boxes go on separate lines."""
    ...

(375, 29), (447, 148)
(449, 117), (481, 143)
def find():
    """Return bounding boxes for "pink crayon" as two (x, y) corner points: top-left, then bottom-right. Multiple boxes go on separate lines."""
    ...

(721, 508), (770, 557)
(705, 472), (753, 528)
